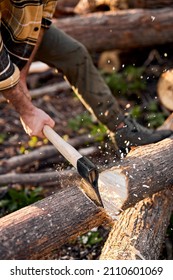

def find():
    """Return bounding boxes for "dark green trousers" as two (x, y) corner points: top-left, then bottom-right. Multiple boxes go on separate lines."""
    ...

(36, 25), (123, 132)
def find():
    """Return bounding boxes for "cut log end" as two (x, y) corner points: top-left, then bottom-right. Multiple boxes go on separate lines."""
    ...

(157, 69), (173, 111)
(98, 50), (121, 73)
(98, 169), (128, 219)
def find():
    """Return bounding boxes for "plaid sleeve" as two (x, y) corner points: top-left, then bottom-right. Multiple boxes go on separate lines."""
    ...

(0, 12), (20, 90)
(42, 0), (57, 29)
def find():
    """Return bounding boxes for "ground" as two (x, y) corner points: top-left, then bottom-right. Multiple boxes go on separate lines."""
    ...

(0, 44), (173, 259)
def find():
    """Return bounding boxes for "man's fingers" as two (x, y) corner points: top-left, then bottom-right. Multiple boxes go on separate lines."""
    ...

(20, 107), (55, 138)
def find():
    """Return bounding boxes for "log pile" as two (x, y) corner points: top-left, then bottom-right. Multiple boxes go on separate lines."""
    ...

(1, 136), (173, 259)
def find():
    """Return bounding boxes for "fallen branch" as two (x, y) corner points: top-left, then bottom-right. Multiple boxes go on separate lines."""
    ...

(54, 8), (173, 52)
(0, 81), (70, 103)
(0, 134), (97, 174)
(100, 187), (173, 260)
(0, 170), (78, 186)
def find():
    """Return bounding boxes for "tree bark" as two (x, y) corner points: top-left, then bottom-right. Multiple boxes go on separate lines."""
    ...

(54, 8), (173, 52)
(0, 182), (111, 260)
(100, 187), (173, 260)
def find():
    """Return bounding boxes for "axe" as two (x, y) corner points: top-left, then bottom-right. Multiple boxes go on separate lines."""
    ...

(43, 125), (104, 207)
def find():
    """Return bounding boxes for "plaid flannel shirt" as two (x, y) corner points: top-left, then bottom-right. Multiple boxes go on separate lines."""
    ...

(0, 0), (57, 90)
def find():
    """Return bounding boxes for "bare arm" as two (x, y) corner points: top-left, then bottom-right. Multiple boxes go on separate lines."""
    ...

(1, 28), (55, 138)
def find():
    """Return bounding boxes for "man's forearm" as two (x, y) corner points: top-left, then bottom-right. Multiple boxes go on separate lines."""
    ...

(1, 28), (54, 138)
(2, 27), (46, 109)
(2, 82), (34, 115)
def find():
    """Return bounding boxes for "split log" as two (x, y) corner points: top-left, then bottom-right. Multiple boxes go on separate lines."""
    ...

(0, 182), (111, 260)
(54, 8), (173, 52)
(100, 187), (173, 260)
(157, 69), (173, 111)
(98, 136), (173, 218)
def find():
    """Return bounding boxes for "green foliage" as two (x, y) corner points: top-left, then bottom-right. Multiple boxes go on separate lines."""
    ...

(0, 187), (43, 217)
(104, 66), (146, 97)
(68, 112), (107, 142)
(68, 112), (93, 132)
(28, 136), (39, 148)
(145, 101), (166, 128)
(130, 105), (142, 119)
(130, 101), (167, 128)
(0, 133), (7, 144)
(80, 229), (103, 247)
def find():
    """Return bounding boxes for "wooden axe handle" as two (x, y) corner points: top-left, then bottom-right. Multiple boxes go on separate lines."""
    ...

(43, 125), (82, 168)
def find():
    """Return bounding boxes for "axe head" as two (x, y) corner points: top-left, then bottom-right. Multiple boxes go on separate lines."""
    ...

(77, 156), (103, 207)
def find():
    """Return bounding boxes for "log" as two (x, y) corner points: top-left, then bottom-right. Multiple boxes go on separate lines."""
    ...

(0, 170), (77, 186)
(0, 182), (111, 260)
(100, 187), (173, 260)
(54, 8), (173, 52)
(0, 134), (96, 174)
(98, 136), (173, 218)
(157, 69), (173, 111)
